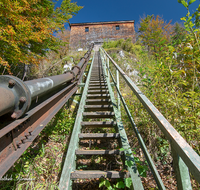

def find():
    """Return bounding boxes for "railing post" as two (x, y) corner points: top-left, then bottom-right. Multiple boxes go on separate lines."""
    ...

(116, 69), (121, 116)
(107, 55), (110, 82)
(171, 144), (192, 190)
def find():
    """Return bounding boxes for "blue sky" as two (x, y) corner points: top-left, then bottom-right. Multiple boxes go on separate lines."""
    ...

(55, 0), (199, 31)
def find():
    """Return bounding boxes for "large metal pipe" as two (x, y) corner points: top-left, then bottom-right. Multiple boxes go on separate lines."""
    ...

(26, 71), (75, 100)
(0, 44), (94, 119)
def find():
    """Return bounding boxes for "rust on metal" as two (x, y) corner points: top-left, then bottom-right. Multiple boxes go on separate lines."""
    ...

(0, 43), (93, 178)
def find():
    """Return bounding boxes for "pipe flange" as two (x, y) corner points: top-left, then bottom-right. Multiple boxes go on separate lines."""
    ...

(80, 57), (86, 62)
(0, 75), (31, 119)
(72, 65), (81, 75)
(65, 70), (76, 82)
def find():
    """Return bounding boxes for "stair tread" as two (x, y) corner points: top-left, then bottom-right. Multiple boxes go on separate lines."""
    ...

(83, 112), (115, 118)
(84, 104), (113, 111)
(79, 133), (120, 139)
(71, 170), (130, 179)
(86, 99), (112, 105)
(87, 94), (110, 97)
(83, 111), (114, 114)
(84, 105), (113, 108)
(89, 80), (106, 83)
(75, 149), (123, 155)
(87, 90), (109, 93)
(89, 85), (107, 87)
(88, 87), (108, 89)
(86, 99), (111, 102)
(81, 121), (116, 127)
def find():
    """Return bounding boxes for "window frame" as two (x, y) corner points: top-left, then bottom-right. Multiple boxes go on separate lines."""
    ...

(116, 25), (120, 30)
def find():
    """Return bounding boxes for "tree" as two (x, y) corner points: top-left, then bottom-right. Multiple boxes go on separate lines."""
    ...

(0, 0), (82, 75)
(171, 23), (187, 47)
(138, 15), (173, 57)
(56, 29), (71, 57)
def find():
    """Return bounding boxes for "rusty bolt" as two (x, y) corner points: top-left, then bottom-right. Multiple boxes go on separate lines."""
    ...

(16, 140), (20, 148)
(20, 136), (26, 143)
(8, 79), (15, 87)
(28, 128), (32, 135)
(19, 96), (26, 103)
(24, 132), (29, 138)
(18, 125), (23, 129)
(13, 128), (18, 133)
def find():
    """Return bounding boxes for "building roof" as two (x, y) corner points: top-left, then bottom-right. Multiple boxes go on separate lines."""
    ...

(69, 20), (135, 28)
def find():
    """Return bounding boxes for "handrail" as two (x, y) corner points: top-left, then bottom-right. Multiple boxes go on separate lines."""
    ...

(100, 47), (200, 186)
(100, 51), (166, 189)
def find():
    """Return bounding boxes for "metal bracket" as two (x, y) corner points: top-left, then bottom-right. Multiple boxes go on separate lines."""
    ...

(77, 83), (85, 87)
(80, 57), (86, 62)
(65, 70), (76, 82)
(72, 65), (81, 75)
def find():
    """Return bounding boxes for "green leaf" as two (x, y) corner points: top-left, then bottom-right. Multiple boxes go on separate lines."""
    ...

(99, 181), (105, 188)
(108, 186), (113, 190)
(99, 179), (109, 188)
(125, 160), (134, 167)
(181, 0), (188, 8)
(137, 164), (148, 177)
(189, 0), (196, 5)
(105, 179), (111, 188)
(116, 181), (125, 188)
(180, 17), (186, 21)
(124, 178), (132, 188)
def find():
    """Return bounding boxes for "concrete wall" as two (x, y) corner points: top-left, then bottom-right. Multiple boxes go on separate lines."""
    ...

(70, 21), (135, 50)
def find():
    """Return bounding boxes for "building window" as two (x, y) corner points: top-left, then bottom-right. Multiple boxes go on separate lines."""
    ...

(116, 25), (120, 30)
(85, 27), (89, 32)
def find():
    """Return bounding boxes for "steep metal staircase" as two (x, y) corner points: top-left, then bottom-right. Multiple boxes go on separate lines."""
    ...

(0, 43), (199, 189)
(59, 51), (144, 189)
(59, 48), (200, 190)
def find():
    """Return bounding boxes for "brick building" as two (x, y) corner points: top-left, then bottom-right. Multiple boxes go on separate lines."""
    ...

(69, 20), (135, 50)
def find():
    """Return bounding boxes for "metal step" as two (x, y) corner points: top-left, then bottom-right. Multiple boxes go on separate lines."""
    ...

(90, 74), (104, 76)
(71, 170), (130, 179)
(87, 90), (109, 94)
(90, 76), (104, 78)
(75, 149), (123, 155)
(88, 87), (108, 91)
(88, 86), (108, 90)
(85, 99), (112, 105)
(78, 133), (120, 139)
(87, 94), (110, 99)
(81, 121), (116, 127)
(84, 105), (113, 111)
(83, 112), (115, 118)
(90, 79), (105, 81)
(89, 83), (107, 86)
(90, 75), (105, 77)
(89, 81), (107, 83)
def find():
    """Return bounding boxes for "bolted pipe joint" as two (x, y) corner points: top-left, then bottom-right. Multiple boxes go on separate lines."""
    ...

(0, 75), (31, 119)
